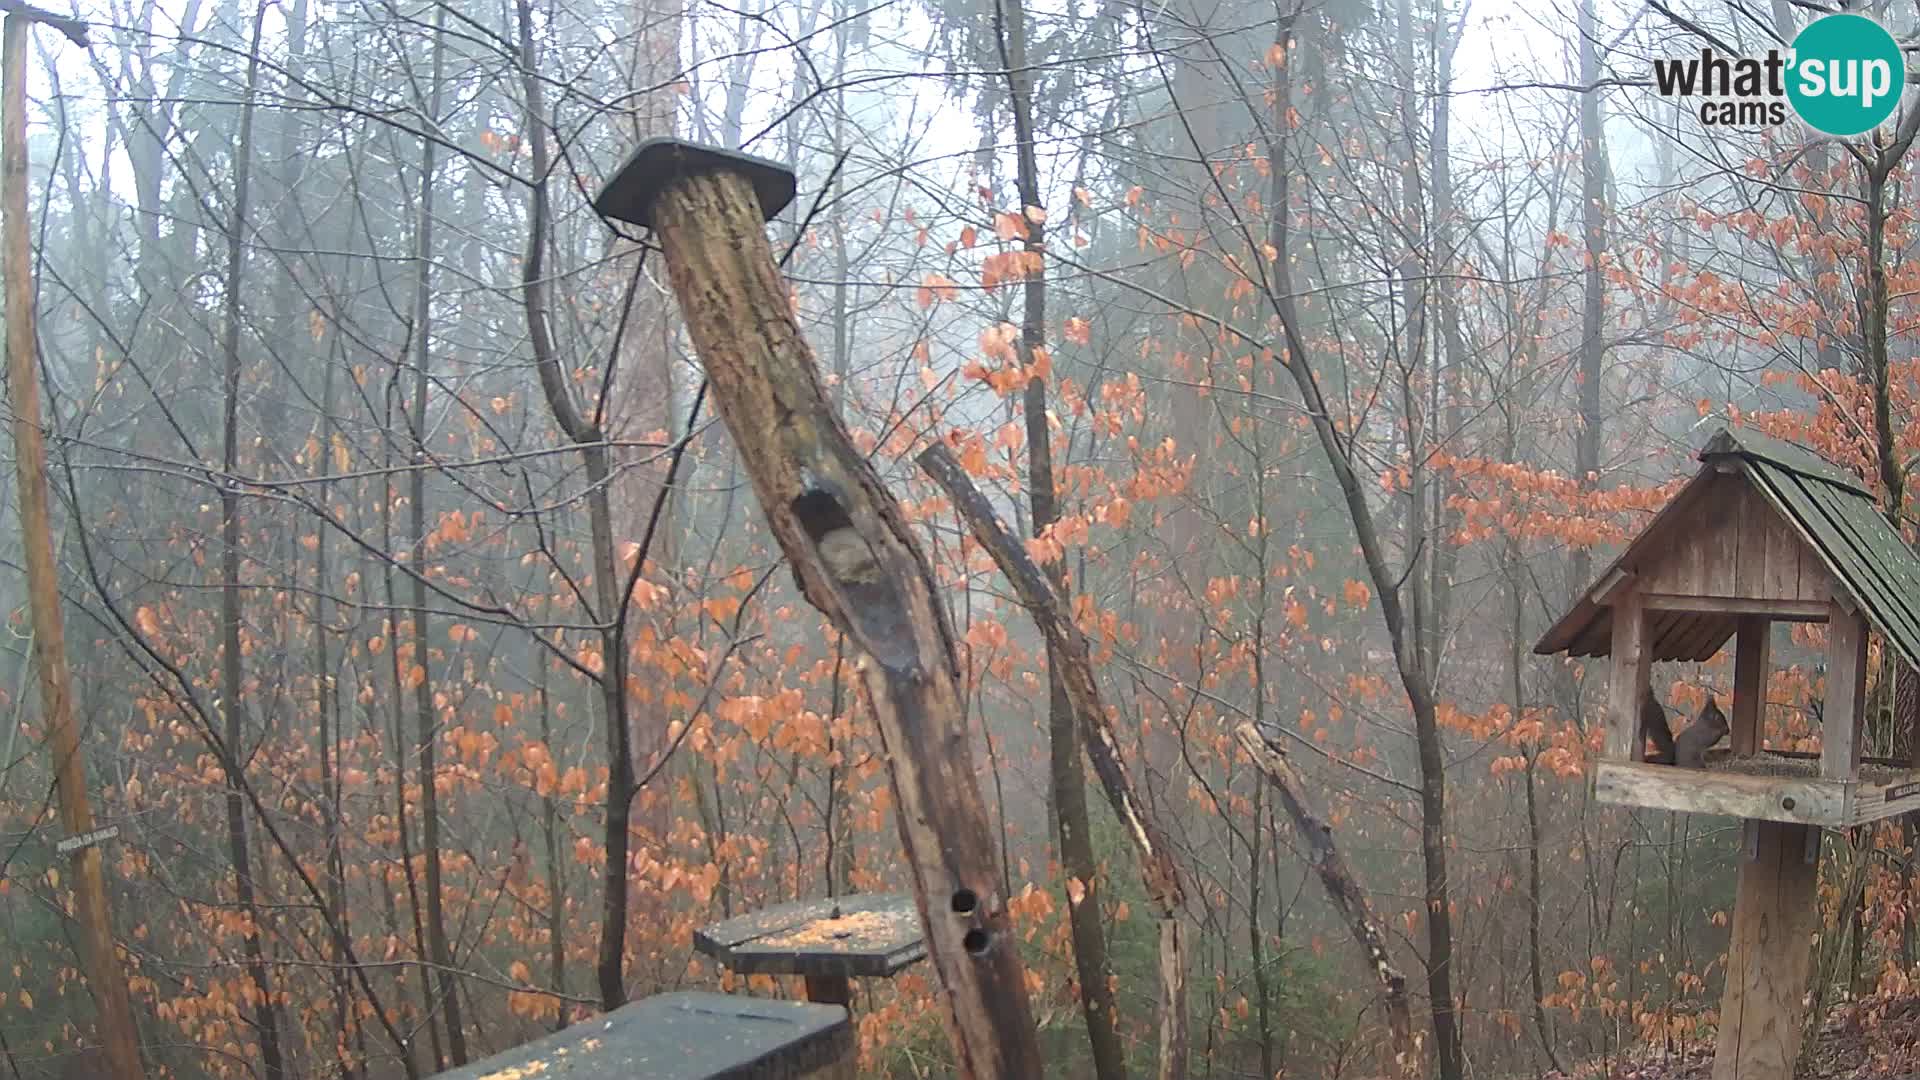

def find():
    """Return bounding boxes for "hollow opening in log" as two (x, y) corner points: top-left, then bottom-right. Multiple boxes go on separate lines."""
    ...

(950, 888), (977, 915)
(788, 484), (916, 670)
(962, 929), (990, 955)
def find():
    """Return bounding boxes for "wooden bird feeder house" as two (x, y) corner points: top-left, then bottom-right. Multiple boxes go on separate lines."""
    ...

(1537, 426), (1920, 1078)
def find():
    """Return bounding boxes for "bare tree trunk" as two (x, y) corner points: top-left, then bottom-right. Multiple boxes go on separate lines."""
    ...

(516, 0), (638, 1009)
(1262, 26), (1461, 1076)
(217, 10), (284, 1075)
(1863, 162), (1904, 520)
(1248, 782), (1275, 1078)
(314, 356), (355, 1077)
(405, 8), (465, 1062)
(1428, 5), (1467, 675)
(989, 0), (1127, 1074)
(538, 657), (568, 1031)
(381, 486), (437, 1073)
(1570, 0), (1608, 603)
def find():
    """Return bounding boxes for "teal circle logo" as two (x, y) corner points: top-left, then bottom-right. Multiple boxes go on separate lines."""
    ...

(1788, 14), (1904, 136)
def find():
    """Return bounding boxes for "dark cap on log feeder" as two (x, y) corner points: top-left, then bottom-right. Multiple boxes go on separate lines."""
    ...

(593, 137), (798, 229)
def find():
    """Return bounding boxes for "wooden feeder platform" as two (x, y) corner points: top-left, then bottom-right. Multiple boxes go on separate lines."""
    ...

(430, 991), (852, 1080)
(1595, 751), (1920, 827)
(1538, 427), (1920, 816)
(694, 893), (926, 982)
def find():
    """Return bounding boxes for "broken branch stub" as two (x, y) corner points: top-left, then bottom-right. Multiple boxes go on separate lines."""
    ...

(1235, 723), (1418, 1075)
(597, 140), (1043, 1079)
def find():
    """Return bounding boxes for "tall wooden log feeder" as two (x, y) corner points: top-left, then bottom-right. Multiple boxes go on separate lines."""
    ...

(1537, 427), (1920, 1080)
(592, 139), (1046, 1077)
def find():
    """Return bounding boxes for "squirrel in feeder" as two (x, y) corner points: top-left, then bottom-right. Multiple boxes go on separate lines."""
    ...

(1639, 687), (1677, 764)
(1640, 688), (1728, 767)
(1675, 697), (1729, 767)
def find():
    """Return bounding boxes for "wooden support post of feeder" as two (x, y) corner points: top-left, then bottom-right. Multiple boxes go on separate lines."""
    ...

(593, 139), (1045, 1080)
(1714, 819), (1821, 1080)
(1731, 616), (1768, 757)
(1604, 589), (1650, 763)
(1713, 598), (1865, 1079)
(1823, 596), (1868, 781)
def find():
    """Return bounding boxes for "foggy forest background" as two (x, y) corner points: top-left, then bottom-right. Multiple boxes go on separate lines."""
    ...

(0, 0), (1909, 1075)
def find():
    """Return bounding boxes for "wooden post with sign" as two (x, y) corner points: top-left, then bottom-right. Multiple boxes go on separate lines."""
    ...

(593, 139), (1045, 1079)
(1, 9), (144, 1079)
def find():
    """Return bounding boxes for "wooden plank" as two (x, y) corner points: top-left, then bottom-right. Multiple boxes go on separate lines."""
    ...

(1783, 473), (1920, 672)
(1672, 613), (1734, 662)
(1651, 610), (1720, 663)
(1712, 821), (1821, 1080)
(1651, 611), (1698, 663)
(1591, 567), (1634, 605)
(1535, 468), (1722, 655)
(430, 992), (853, 1080)
(1847, 770), (1920, 824)
(1643, 476), (1723, 596)
(1570, 613), (1609, 659)
(1701, 479), (1738, 596)
(1593, 762), (1847, 825)
(1705, 747), (1904, 768)
(1749, 468), (1861, 617)
(1823, 603), (1868, 781)
(1807, 481), (1915, 610)
(1704, 426), (1872, 496)
(1639, 595), (1827, 619)
(1635, 607), (1681, 664)
(1735, 479), (1768, 598)
(1732, 617), (1770, 757)
(1606, 592), (1651, 762)
(1798, 531), (1828, 601)
(1763, 480), (1802, 601)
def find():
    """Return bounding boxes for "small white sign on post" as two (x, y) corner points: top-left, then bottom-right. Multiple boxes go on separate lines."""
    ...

(54, 825), (118, 855)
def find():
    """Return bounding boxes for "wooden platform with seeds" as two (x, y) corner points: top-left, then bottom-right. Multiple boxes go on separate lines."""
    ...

(1594, 753), (1920, 826)
(694, 893), (926, 981)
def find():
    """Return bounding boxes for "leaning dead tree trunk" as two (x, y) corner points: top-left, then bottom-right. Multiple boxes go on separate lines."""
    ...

(1, 12), (145, 1079)
(1234, 723), (1418, 1074)
(594, 140), (1045, 1079)
(918, 442), (1188, 1080)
